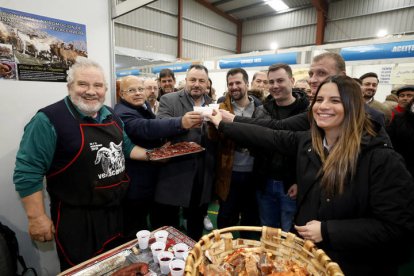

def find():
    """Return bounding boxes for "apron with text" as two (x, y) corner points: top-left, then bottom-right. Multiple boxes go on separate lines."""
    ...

(46, 109), (129, 268)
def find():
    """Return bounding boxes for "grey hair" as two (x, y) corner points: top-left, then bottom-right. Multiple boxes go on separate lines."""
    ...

(66, 57), (107, 87)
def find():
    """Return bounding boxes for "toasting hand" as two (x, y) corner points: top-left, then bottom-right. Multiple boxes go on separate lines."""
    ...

(207, 108), (223, 128)
(181, 111), (203, 129)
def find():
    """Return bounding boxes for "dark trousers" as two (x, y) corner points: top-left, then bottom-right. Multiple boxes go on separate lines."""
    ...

(152, 175), (208, 241)
(217, 171), (259, 238)
(122, 198), (153, 240)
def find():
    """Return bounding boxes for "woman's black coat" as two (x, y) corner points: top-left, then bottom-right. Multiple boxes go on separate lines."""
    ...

(219, 121), (414, 276)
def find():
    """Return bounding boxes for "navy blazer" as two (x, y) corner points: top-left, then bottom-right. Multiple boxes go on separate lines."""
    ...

(114, 100), (187, 200)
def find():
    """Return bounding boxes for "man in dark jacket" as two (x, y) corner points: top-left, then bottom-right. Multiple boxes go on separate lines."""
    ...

(114, 75), (202, 239)
(253, 64), (309, 231)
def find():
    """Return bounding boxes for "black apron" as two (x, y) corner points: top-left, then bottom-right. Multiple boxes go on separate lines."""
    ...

(44, 101), (129, 269)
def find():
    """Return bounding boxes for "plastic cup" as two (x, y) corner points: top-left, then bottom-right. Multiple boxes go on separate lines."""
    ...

(209, 103), (220, 109)
(181, 251), (189, 261)
(150, 241), (165, 263)
(169, 259), (185, 276)
(172, 243), (189, 260)
(157, 250), (174, 274)
(136, 230), (150, 250)
(154, 230), (168, 243)
(194, 106), (213, 121)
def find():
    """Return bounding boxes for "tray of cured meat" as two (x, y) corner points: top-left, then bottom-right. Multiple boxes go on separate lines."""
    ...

(61, 226), (196, 276)
(148, 141), (205, 161)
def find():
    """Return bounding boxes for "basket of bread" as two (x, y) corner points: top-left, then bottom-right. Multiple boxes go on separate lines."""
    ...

(184, 226), (344, 276)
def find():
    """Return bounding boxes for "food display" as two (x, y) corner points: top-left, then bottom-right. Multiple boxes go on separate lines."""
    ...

(148, 142), (204, 160)
(185, 227), (343, 276)
(60, 227), (195, 276)
(111, 262), (149, 276)
(199, 247), (309, 276)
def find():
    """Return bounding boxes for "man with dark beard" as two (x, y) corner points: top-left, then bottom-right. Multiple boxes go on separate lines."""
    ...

(360, 72), (391, 124)
(13, 57), (150, 271)
(211, 68), (261, 236)
(157, 68), (177, 100)
(154, 64), (216, 241)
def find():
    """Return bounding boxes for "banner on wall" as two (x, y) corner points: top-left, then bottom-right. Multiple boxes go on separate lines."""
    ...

(152, 63), (192, 74)
(218, 52), (298, 69)
(340, 40), (414, 61)
(116, 69), (140, 78)
(0, 7), (87, 82)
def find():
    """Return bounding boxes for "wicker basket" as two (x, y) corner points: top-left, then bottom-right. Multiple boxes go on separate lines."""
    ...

(185, 226), (344, 275)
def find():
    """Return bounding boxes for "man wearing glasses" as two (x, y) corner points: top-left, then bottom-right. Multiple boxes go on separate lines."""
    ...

(114, 75), (202, 238)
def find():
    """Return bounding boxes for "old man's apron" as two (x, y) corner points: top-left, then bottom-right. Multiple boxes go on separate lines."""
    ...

(41, 99), (129, 269)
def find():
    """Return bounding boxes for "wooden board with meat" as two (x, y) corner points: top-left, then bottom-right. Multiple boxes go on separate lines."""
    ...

(147, 142), (205, 161)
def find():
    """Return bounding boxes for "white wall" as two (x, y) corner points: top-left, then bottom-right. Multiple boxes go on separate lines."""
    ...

(0, 0), (113, 275)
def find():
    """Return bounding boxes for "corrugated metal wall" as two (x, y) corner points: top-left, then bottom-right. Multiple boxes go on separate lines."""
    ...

(114, 0), (237, 60)
(325, 0), (414, 42)
(114, 0), (414, 67)
(242, 7), (316, 52)
(182, 0), (236, 58)
(114, 2), (178, 56)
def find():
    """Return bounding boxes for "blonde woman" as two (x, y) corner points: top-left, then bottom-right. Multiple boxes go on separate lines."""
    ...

(208, 75), (414, 275)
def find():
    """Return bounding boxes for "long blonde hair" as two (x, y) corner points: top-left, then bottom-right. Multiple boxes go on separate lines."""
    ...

(309, 75), (376, 196)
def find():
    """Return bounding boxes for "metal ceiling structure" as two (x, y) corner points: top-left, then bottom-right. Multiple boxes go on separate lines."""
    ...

(205, 0), (317, 21)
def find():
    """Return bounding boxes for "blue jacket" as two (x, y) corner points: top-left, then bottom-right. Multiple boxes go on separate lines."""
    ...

(114, 99), (187, 200)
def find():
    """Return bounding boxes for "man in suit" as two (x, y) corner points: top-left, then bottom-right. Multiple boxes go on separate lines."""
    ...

(154, 64), (216, 241)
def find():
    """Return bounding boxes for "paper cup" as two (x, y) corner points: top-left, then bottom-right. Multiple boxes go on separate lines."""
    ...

(136, 230), (150, 250)
(208, 103), (220, 109)
(181, 251), (189, 261)
(194, 106), (213, 121)
(172, 243), (189, 260)
(157, 250), (174, 274)
(150, 241), (165, 263)
(154, 230), (168, 243)
(169, 259), (185, 276)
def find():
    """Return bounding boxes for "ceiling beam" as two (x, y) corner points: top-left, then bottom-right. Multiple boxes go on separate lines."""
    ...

(312, 0), (328, 45)
(225, 2), (266, 14)
(211, 0), (234, 6)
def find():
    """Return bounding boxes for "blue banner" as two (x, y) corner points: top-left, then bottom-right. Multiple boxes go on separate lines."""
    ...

(152, 63), (192, 74)
(116, 69), (140, 78)
(219, 53), (297, 69)
(340, 40), (414, 61)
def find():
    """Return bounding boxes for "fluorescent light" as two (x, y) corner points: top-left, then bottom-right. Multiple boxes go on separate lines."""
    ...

(266, 0), (289, 11)
(377, 29), (388, 37)
(270, 42), (278, 50)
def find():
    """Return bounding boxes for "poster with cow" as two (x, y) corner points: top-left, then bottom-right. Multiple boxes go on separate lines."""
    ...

(0, 7), (87, 82)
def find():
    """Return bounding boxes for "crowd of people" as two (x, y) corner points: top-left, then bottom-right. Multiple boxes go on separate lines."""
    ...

(13, 54), (414, 275)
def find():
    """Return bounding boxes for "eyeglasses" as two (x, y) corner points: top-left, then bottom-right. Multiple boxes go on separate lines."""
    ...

(122, 87), (145, 94)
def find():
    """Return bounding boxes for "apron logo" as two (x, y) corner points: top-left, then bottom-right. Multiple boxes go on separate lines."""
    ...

(94, 141), (125, 179)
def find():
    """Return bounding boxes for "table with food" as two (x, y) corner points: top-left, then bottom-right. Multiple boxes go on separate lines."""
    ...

(58, 226), (195, 276)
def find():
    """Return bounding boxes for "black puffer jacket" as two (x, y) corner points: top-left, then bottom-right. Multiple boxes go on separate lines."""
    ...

(219, 121), (414, 276)
(252, 89), (309, 191)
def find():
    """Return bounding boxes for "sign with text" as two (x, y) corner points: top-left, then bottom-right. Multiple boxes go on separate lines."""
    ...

(340, 40), (414, 61)
(219, 52), (298, 69)
(390, 65), (414, 85)
(0, 7), (87, 82)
